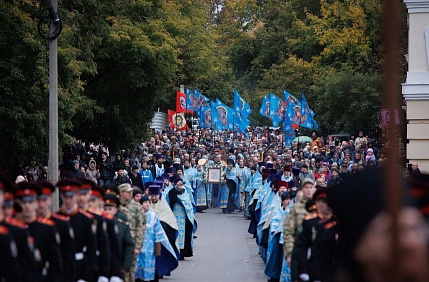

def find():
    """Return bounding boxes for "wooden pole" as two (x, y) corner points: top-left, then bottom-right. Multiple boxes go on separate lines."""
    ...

(383, 0), (402, 280)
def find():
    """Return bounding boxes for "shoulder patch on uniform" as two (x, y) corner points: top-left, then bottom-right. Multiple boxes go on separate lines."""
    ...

(6, 217), (27, 229)
(325, 221), (337, 230)
(89, 208), (103, 216)
(103, 213), (114, 220)
(80, 210), (94, 219)
(37, 217), (55, 226)
(304, 213), (318, 220)
(0, 225), (9, 235)
(117, 218), (129, 226)
(52, 213), (69, 221)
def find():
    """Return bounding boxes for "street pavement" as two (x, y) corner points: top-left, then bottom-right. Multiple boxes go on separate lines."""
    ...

(165, 207), (267, 282)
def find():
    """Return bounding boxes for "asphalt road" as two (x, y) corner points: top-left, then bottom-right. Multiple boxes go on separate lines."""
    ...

(164, 207), (266, 282)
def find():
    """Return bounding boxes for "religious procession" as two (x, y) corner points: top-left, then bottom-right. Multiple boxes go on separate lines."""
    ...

(3, 0), (429, 281)
(3, 79), (429, 282)
(2, 118), (429, 282)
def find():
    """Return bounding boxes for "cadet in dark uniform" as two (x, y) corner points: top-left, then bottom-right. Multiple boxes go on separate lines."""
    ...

(37, 181), (77, 282)
(77, 178), (111, 282)
(88, 185), (123, 282)
(292, 188), (337, 282)
(15, 182), (63, 282)
(103, 193), (135, 281)
(0, 174), (38, 282)
(0, 173), (22, 281)
(56, 179), (97, 282)
(0, 224), (21, 281)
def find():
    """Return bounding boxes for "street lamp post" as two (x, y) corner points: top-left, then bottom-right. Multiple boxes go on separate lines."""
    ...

(47, 0), (60, 211)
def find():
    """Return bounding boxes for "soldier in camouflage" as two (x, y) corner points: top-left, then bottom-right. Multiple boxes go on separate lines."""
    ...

(118, 183), (145, 282)
(283, 178), (316, 281)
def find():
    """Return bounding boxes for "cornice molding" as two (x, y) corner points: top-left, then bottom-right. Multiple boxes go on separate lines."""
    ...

(404, 0), (429, 13)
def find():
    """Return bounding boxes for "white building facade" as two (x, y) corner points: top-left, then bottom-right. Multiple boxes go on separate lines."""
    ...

(403, 0), (429, 172)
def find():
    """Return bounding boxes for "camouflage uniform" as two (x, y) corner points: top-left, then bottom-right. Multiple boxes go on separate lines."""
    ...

(283, 197), (310, 257)
(120, 199), (145, 282)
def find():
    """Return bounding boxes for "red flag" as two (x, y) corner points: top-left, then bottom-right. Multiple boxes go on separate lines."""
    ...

(168, 110), (188, 130)
(176, 90), (193, 114)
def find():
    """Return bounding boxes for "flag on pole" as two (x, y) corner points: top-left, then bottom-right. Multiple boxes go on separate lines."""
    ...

(186, 88), (202, 111)
(168, 110), (188, 130)
(198, 91), (210, 107)
(212, 99), (234, 130)
(259, 94), (270, 118)
(283, 90), (301, 130)
(283, 124), (296, 146)
(210, 101), (222, 130)
(269, 93), (285, 128)
(234, 90), (252, 119)
(199, 104), (212, 128)
(234, 112), (250, 131)
(301, 92), (317, 129)
(176, 90), (193, 114)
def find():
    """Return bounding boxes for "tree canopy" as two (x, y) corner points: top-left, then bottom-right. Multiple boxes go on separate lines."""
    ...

(0, 0), (407, 170)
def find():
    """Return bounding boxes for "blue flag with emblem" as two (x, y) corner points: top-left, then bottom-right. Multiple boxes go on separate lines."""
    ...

(213, 99), (234, 130)
(234, 113), (249, 137)
(234, 90), (252, 120)
(283, 90), (301, 129)
(259, 94), (270, 118)
(300, 92), (316, 129)
(234, 111), (250, 135)
(283, 123), (296, 146)
(199, 103), (212, 128)
(210, 101), (222, 130)
(269, 93), (285, 128)
(186, 88), (202, 111)
(197, 91), (210, 108)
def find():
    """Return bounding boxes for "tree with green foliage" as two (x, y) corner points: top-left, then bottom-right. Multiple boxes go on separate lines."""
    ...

(0, 0), (407, 172)
(311, 66), (382, 134)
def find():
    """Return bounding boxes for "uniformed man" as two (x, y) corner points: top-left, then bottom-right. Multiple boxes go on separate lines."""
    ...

(77, 178), (111, 282)
(37, 181), (77, 282)
(0, 173), (21, 281)
(56, 179), (97, 282)
(104, 193), (135, 281)
(118, 183), (144, 282)
(88, 185), (122, 282)
(283, 178), (316, 271)
(1, 174), (38, 282)
(15, 182), (62, 282)
(292, 188), (337, 282)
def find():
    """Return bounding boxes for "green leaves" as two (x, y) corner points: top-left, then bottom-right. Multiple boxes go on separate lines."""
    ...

(311, 66), (381, 134)
(0, 0), (404, 171)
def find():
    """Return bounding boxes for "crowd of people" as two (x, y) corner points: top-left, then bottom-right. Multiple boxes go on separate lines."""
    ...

(1, 126), (429, 282)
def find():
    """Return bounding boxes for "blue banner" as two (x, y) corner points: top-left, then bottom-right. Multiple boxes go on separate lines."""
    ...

(259, 94), (270, 118)
(199, 104), (212, 128)
(186, 88), (202, 111)
(234, 90), (252, 120)
(198, 91), (210, 108)
(283, 123), (296, 146)
(300, 92), (315, 129)
(283, 90), (301, 129)
(234, 112), (250, 132)
(211, 99), (234, 130)
(269, 93), (285, 128)
(210, 101), (221, 130)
